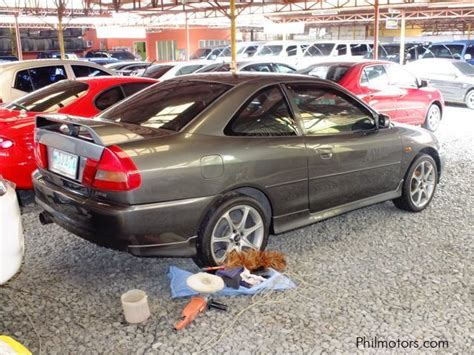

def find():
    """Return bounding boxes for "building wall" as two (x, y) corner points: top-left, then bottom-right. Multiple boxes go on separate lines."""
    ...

(83, 27), (230, 61)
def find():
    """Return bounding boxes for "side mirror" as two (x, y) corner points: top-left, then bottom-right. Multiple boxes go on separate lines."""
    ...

(418, 79), (428, 88)
(378, 113), (391, 129)
(464, 53), (472, 61)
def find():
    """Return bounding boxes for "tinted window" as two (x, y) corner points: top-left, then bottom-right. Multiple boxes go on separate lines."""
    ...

(14, 66), (67, 92)
(241, 63), (273, 72)
(336, 44), (347, 55)
(198, 63), (230, 73)
(301, 64), (349, 82)
(286, 45), (297, 57)
(225, 86), (297, 137)
(176, 65), (204, 76)
(121, 82), (153, 96)
(95, 87), (125, 111)
(257, 45), (283, 56)
(72, 65), (110, 78)
(305, 43), (335, 57)
(287, 84), (375, 135)
(6, 80), (88, 112)
(190, 48), (211, 59)
(100, 81), (231, 131)
(361, 65), (389, 87)
(350, 44), (369, 56)
(111, 51), (136, 60)
(466, 45), (474, 57)
(275, 64), (296, 73)
(143, 65), (174, 79)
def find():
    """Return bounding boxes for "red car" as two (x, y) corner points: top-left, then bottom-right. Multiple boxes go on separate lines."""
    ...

(299, 60), (444, 131)
(0, 76), (156, 189)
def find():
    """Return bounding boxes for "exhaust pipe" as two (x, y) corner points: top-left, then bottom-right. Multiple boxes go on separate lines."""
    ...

(39, 211), (53, 225)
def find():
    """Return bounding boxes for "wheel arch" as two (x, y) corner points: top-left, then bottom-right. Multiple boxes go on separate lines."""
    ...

(417, 147), (442, 182)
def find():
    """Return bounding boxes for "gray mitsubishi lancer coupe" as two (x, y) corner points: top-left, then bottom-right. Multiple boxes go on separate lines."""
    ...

(33, 73), (443, 266)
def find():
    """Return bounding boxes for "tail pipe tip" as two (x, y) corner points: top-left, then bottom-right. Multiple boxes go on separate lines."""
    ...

(39, 211), (53, 225)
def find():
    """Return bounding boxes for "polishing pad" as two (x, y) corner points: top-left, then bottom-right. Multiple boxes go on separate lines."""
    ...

(186, 272), (225, 294)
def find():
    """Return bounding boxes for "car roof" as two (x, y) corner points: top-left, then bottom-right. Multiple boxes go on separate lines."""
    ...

(77, 76), (157, 85)
(408, 58), (460, 64)
(0, 59), (102, 70)
(305, 59), (393, 67)
(168, 72), (328, 86)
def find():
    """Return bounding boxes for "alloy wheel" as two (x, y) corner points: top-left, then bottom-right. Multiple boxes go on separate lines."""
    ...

(210, 204), (265, 264)
(426, 105), (441, 131)
(409, 160), (436, 209)
(466, 91), (474, 110)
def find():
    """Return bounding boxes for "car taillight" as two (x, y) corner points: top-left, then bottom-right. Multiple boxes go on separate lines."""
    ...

(82, 145), (141, 191)
(0, 136), (14, 149)
(34, 142), (48, 169)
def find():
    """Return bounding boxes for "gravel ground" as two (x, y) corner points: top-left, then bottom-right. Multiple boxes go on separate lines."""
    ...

(1, 105), (472, 354)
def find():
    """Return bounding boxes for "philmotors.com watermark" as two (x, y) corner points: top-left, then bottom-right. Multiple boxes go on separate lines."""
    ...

(356, 336), (449, 350)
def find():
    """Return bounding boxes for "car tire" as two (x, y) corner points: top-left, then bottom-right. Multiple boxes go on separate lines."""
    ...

(393, 154), (438, 212)
(422, 104), (441, 132)
(16, 189), (35, 206)
(465, 90), (474, 110)
(194, 193), (270, 267)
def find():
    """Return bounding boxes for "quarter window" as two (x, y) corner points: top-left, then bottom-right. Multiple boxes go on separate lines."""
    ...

(225, 86), (298, 137)
(14, 66), (67, 92)
(287, 84), (375, 135)
(95, 86), (125, 111)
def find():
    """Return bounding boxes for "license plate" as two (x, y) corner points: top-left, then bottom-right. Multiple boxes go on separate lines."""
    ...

(50, 148), (78, 179)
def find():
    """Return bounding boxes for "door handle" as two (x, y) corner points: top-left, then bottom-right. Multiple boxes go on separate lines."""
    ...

(316, 148), (333, 160)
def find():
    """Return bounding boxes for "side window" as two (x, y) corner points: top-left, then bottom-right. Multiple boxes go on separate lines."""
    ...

(350, 44), (369, 56)
(287, 84), (375, 135)
(241, 64), (273, 72)
(122, 82), (153, 97)
(361, 65), (388, 87)
(225, 86), (298, 136)
(14, 70), (34, 92)
(336, 44), (347, 56)
(466, 45), (474, 57)
(26, 66), (67, 90)
(95, 86), (125, 111)
(386, 64), (417, 87)
(286, 45), (297, 57)
(72, 65), (110, 78)
(275, 64), (296, 73)
(176, 65), (203, 76)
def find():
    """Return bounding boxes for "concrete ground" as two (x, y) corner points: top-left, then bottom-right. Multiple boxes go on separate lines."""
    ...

(0, 105), (472, 354)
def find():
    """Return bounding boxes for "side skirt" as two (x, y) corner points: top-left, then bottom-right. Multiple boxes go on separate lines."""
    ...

(273, 181), (403, 234)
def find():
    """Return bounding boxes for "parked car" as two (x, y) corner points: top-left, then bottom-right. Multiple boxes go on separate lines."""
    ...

(37, 51), (80, 60)
(85, 50), (139, 65)
(190, 46), (228, 60)
(105, 61), (151, 76)
(298, 40), (372, 68)
(364, 42), (429, 64)
(33, 73), (443, 266)
(0, 59), (114, 103)
(136, 61), (210, 80)
(420, 40), (474, 65)
(299, 60), (444, 131)
(196, 60), (296, 73)
(0, 177), (24, 285)
(0, 55), (18, 62)
(253, 41), (310, 66)
(406, 58), (474, 109)
(0, 76), (156, 189)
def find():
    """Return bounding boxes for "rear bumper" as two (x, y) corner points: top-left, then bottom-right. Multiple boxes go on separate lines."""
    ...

(33, 171), (214, 257)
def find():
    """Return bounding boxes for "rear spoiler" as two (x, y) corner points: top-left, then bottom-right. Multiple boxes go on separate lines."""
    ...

(36, 114), (148, 146)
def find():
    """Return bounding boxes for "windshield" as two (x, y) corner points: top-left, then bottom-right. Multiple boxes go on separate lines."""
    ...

(5, 80), (88, 112)
(304, 43), (335, 57)
(300, 64), (350, 82)
(422, 44), (464, 59)
(100, 80), (231, 131)
(190, 48), (211, 59)
(111, 51), (136, 60)
(453, 61), (474, 75)
(256, 45), (283, 56)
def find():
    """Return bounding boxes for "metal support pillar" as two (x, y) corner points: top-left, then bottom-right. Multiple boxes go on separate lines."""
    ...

(373, 0), (380, 60)
(185, 11), (190, 60)
(399, 10), (406, 64)
(230, 0), (237, 73)
(14, 13), (23, 60)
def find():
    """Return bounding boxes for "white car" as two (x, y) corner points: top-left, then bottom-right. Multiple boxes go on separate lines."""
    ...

(253, 41), (311, 66)
(133, 61), (211, 80)
(0, 177), (24, 284)
(297, 40), (372, 69)
(195, 59), (297, 74)
(0, 59), (114, 103)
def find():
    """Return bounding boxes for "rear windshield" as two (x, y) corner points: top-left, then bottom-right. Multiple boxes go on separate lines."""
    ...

(5, 80), (88, 112)
(300, 64), (350, 82)
(304, 43), (335, 57)
(143, 65), (174, 79)
(99, 80), (231, 131)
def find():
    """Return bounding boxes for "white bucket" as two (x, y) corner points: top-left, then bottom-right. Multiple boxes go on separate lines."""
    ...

(121, 289), (151, 324)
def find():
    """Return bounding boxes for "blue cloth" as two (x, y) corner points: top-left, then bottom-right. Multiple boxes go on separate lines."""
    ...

(167, 266), (296, 298)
